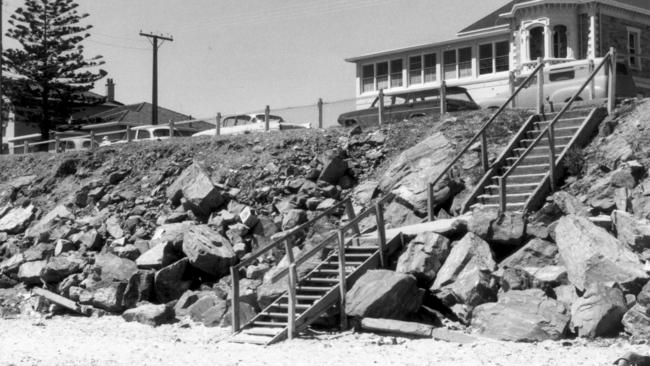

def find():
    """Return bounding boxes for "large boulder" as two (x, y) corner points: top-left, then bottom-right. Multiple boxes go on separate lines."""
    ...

(185, 292), (229, 327)
(0, 204), (35, 234)
(154, 258), (192, 303)
(612, 210), (650, 253)
(499, 238), (559, 269)
(17, 260), (47, 285)
(571, 283), (627, 338)
(554, 215), (647, 292)
(40, 255), (84, 283)
(182, 225), (235, 277)
(122, 270), (155, 309)
(122, 302), (175, 326)
(471, 289), (570, 342)
(383, 201), (423, 229)
(622, 304), (650, 338)
(432, 233), (496, 290)
(92, 282), (128, 312)
(318, 149), (348, 185)
(25, 204), (73, 239)
(396, 232), (450, 284)
(167, 163), (223, 216)
(345, 270), (423, 320)
(94, 254), (138, 283)
(468, 207), (525, 247)
(552, 191), (592, 217)
(378, 133), (457, 214)
(136, 223), (188, 269)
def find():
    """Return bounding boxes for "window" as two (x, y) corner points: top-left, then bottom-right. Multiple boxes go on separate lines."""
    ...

(137, 130), (151, 139)
(376, 62), (389, 90)
(390, 59), (403, 87)
(362, 64), (374, 93)
(549, 69), (575, 82)
(553, 25), (568, 58)
(479, 41), (510, 75)
(409, 56), (422, 85)
(423, 53), (437, 82)
(443, 50), (456, 80)
(458, 47), (472, 78)
(628, 28), (641, 70)
(153, 129), (170, 137)
(529, 27), (545, 60)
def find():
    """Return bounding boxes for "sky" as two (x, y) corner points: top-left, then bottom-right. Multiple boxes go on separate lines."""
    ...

(1, 0), (508, 122)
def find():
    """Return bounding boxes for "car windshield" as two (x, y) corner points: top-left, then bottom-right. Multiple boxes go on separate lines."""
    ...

(138, 130), (151, 139)
(371, 96), (408, 108)
(153, 129), (170, 137)
(254, 114), (283, 122)
(446, 91), (473, 103)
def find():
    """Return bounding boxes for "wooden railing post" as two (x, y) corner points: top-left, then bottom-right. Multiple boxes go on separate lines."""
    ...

(337, 230), (348, 331)
(168, 120), (175, 138)
(265, 105), (270, 131)
(480, 132), (489, 173)
(378, 89), (384, 126)
(374, 203), (387, 268)
(90, 131), (96, 151)
(317, 98), (323, 129)
(509, 71), (517, 108)
(548, 128), (556, 192)
(230, 266), (241, 333)
(588, 59), (596, 100)
(427, 183), (435, 221)
(287, 263), (297, 340)
(440, 80), (447, 117)
(55, 136), (61, 153)
(126, 126), (133, 143)
(216, 113), (221, 137)
(498, 176), (507, 213)
(608, 48), (617, 114)
(24, 140), (30, 154)
(536, 57), (544, 114)
(344, 200), (361, 237)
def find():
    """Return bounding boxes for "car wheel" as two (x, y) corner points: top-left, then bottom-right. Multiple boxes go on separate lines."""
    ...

(409, 113), (426, 119)
(343, 119), (357, 127)
(487, 106), (499, 111)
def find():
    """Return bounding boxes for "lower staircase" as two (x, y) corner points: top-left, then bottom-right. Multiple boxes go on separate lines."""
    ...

(229, 233), (402, 345)
(463, 104), (608, 213)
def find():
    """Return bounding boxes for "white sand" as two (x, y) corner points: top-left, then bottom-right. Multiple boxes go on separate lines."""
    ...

(0, 315), (647, 366)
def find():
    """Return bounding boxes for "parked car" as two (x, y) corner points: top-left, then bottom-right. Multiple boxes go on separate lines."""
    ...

(479, 59), (638, 109)
(110, 125), (196, 145)
(192, 113), (310, 137)
(337, 86), (480, 127)
(48, 137), (93, 152)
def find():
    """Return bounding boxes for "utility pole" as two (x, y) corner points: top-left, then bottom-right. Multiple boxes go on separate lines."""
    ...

(139, 31), (173, 125)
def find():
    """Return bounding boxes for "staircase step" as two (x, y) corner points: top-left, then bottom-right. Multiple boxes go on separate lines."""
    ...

(296, 286), (331, 292)
(539, 109), (591, 121)
(520, 135), (573, 147)
(505, 155), (549, 166)
(295, 294), (323, 301)
(491, 173), (546, 185)
(527, 126), (579, 138)
(243, 327), (285, 337)
(259, 312), (290, 318)
(478, 193), (530, 205)
(513, 145), (567, 157)
(302, 278), (340, 284)
(230, 334), (274, 345)
(344, 246), (379, 252)
(314, 268), (353, 275)
(252, 321), (287, 327)
(470, 202), (525, 211)
(535, 116), (586, 127)
(502, 163), (549, 176)
(275, 303), (311, 310)
(484, 183), (538, 195)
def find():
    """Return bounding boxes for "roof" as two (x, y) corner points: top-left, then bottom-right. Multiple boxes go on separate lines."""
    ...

(84, 102), (191, 125)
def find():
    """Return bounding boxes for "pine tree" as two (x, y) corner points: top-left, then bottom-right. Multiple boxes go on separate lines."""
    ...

(3, 0), (107, 142)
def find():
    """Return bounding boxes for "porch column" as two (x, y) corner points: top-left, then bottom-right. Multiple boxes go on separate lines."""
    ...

(522, 30), (530, 62)
(544, 24), (553, 60)
(588, 6), (598, 58)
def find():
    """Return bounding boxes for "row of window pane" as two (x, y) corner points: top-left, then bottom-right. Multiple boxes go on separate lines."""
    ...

(479, 41), (510, 75)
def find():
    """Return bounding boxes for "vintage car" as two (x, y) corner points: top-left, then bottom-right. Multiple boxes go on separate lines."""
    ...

(337, 86), (480, 127)
(49, 137), (93, 152)
(192, 113), (310, 137)
(480, 59), (639, 109)
(107, 125), (196, 145)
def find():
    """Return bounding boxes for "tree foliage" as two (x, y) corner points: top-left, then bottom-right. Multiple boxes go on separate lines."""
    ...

(3, 0), (107, 140)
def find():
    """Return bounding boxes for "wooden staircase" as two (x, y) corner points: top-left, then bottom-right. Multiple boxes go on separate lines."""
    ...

(229, 233), (402, 345)
(463, 106), (607, 212)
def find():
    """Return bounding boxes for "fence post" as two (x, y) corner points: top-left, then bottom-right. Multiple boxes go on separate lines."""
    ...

(378, 89), (384, 126)
(427, 183), (435, 221)
(588, 59), (595, 100)
(608, 47), (617, 114)
(126, 126), (133, 143)
(337, 230), (348, 331)
(287, 263), (297, 340)
(90, 131), (96, 151)
(481, 132), (489, 173)
(509, 71), (517, 108)
(24, 140), (30, 154)
(215, 113), (221, 137)
(265, 105), (270, 131)
(548, 128), (556, 192)
(344, 200), (360, 237)
(317, 98), (323, 129)
(55, 136), (61, 153)
(440, 80), (447, 117)
(168, 120), (175, 138)
(498, 176), (507, 213)
(374, 203), (387, 268)
(230, 266), (240, 333)
(536, 57), (544, 114)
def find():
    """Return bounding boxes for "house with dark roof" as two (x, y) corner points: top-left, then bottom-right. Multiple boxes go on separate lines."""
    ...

(346, 0), (650, 108)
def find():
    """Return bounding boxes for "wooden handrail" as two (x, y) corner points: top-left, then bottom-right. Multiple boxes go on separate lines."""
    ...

(498, 49), (615, 212)
(234, 198), (350, 271)
(427, 60), (545, 220)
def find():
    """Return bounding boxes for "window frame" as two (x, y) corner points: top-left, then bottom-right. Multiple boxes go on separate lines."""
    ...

(627, 27), (642, 71)
(478, 41), (510, 76)
(390, 59), (404, 88)
(361, 64), (375, 94)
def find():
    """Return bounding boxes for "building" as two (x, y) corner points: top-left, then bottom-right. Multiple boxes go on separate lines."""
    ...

(346, 0), (650, 108)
